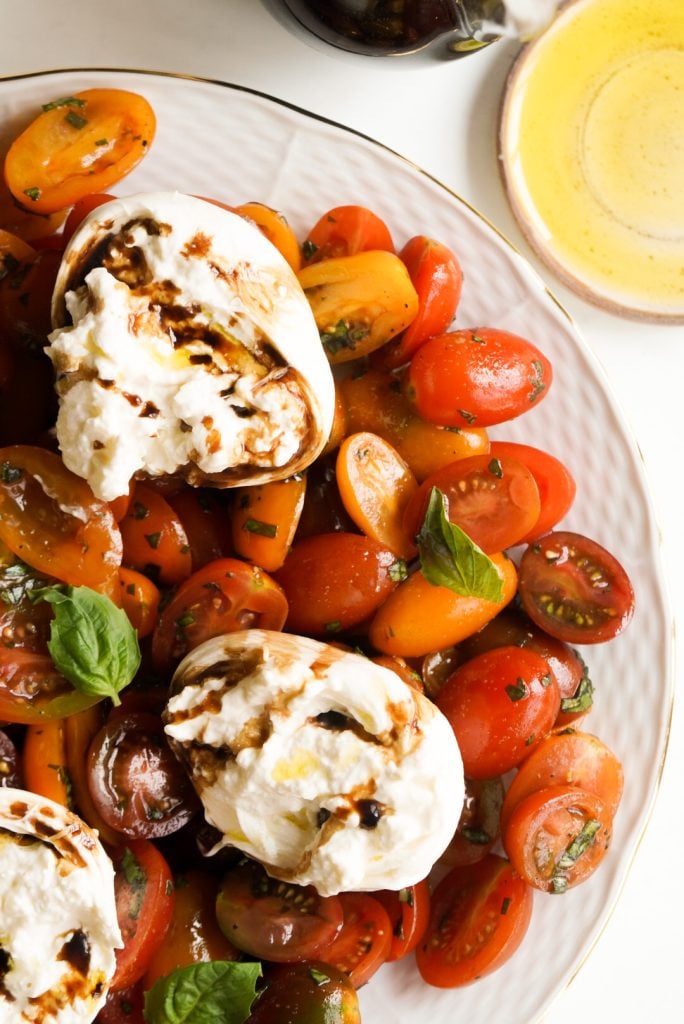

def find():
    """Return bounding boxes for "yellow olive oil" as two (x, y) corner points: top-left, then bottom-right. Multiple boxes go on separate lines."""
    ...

(502, 0), (684, 317)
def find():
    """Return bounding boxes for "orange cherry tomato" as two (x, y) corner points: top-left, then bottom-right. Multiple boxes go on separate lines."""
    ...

(489, 441), (576, 543)
(275, 533), (403, 637)
(369, 553), (517, 658)
(0, 445), (122, 590)
(374, 880), (430, 961)
(402, 454), (541, 554)
(151, 557), (288, 674)
(5, 89), (155, 215)
(503, 784), (613, 893)
(235, 201), (302, 272)
(436, 646), (561, 779)
(336, 432), (418, 560)
(231, 476), (307, 572)
(416, 854), (533, 988)
(117, 567), (160, 639)
(298, 251), (419, 364)
(321, 386), (348, 457)
(143, 871), (239, 989)
(0, 245), (61, 351)
(119, 484), (192, 587)
(301, 204), (395, 264)
(500, 728), (624, 836)
(323, 892), (392, 987)
(23, 720), (70, 806)
(0, 178), (67, 241)
(110, 840), (175, 991)
(406, 327), (553, 428)
(379, 235), (463, 369)
(338, 367), (489, 481)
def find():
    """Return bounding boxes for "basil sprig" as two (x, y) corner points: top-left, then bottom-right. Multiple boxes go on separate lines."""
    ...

(33, 585), (140, 706)
(416, 488), (503, 603)
(144, 961), (262, 1024)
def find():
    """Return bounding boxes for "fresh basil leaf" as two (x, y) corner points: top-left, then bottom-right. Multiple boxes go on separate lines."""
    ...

(33, 585), (140, 706)
(144, 961), (262, 1024)
(416, 488), (503, 603)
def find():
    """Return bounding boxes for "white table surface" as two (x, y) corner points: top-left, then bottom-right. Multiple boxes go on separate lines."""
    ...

(2, 1), (681, 1020)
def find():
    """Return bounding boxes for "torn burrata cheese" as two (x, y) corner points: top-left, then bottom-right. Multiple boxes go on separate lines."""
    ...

(163, 630), (464, 896)
(0, 788), (122, 1024)
(47, 192), (334, 501)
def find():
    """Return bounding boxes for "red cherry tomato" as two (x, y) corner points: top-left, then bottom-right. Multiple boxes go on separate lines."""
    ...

(0, 729), (22, 788)
(439, 777), (505, 868)
(322, 892), (392, 987)
(379, 235), (463, 369)
(167, 488), (233, 571)
(436, 645), (561, 778)
(0, 446), (122, 591)
(96, 983), (145, 1024)
(406, 327), (553, 428)
(110, 840), (175, 991)
(374, 880), (430, 961)
(302, 204), (394, 264)
(489, 441), (576, 542)
(62, 192), (116, 246)
(518, 530), (635, 644)
(416, 854), (533, 988)
(87, 711), (199, 838)
(402, 453), (541, 554)
(215, 860), (344, 963)
(151, 557), (288, 673)
(503, 784), (613, 893)
(275, 532), (403, 637)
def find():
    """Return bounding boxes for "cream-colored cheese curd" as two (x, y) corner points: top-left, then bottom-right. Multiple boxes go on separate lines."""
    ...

(47, 192), (334, 501)
(0, 789), (122, 1024)
(163, 630), (464, 896)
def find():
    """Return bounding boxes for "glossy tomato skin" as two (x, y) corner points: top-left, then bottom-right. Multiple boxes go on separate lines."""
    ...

(249, 962), (361, 1024)
(275, 532), (403, 637)
(518, 531), (635, 644)
(416, 854), (533, 988)
(119, 484), (192, 587)
(402, 453), (541, 554)
(151, 557), (288, 674)
(379, 235), (463, 369)
(436, 646), (561, 779)
(439, 777), (505, 869)
(503, 784), (613, 893)
(301, 204), (394, 264)
(87, 711), (199, 838)
(374, 880), (430, 962)
(0, 728), (22, 788)
(321, 892), (392, 987)
(0, 445), (122, 590)
(110, 840), (175, 991)
(216, 860), (344, 964)
(95, 982), (144, 1024)
(5, 89), (155, 214)
(406, 327), (552, 428)
(488, 441), (576, 543)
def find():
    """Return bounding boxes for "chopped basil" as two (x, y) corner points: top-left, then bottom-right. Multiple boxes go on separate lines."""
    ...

(243, 518), (277, 538)
(0, 462), (22, 484)
(551, 876), (568, 894)
(325, 620), (342, 633)
(302, 239), (318, 259)
(460, 826), (491, 845)
(22, 187), (41, 202)
(398, 887), (414, 906)
(488, 458), (503, 479)
(41, 95), (86, 112)
(556, 819), (601, 870)
(121, 847), (147, 920)
(133, 501), (150, 520)
(308, 967), (330, 986)
(320, 319), (369, 356)
(95, 137), (108, 146)
(145, 532), (161, 550)
(560, 674), (594, 715)
(500, 896), (511, 915)
(457, 408), (476, 424)
(417, 488), (503, 602)
(65, 110), (88, 129)
(505, 678), (528, 702)
(388, 559), (408, 582)
(527, 359), (546, 402)
(175, 612), (195, 629)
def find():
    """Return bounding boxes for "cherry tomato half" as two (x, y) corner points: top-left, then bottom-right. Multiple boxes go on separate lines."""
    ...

(0, 445), (122, 590)
(322, 892), (392, 987)
(503, 784), (613, 893)
(488, 441), (576, 543)
(87, 711), (199, 838)
(374, 880), (430, 961)
(249, 962), (361, 1024)
(110, 840), (175, 991)
(402, 453), (541, 554)
(119, 484), (192, 587)
(416, 854), (533, 988)
(440, 777), (505, 869)
(0, 728), (22, 788)
(436, 645), (560, 778)
(518, 530), (635, 644)
(151, 557), (288, 674)
(215, 860), (344, 963)
(5, 89), (155, 214)
(406, 327), (552, 428)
